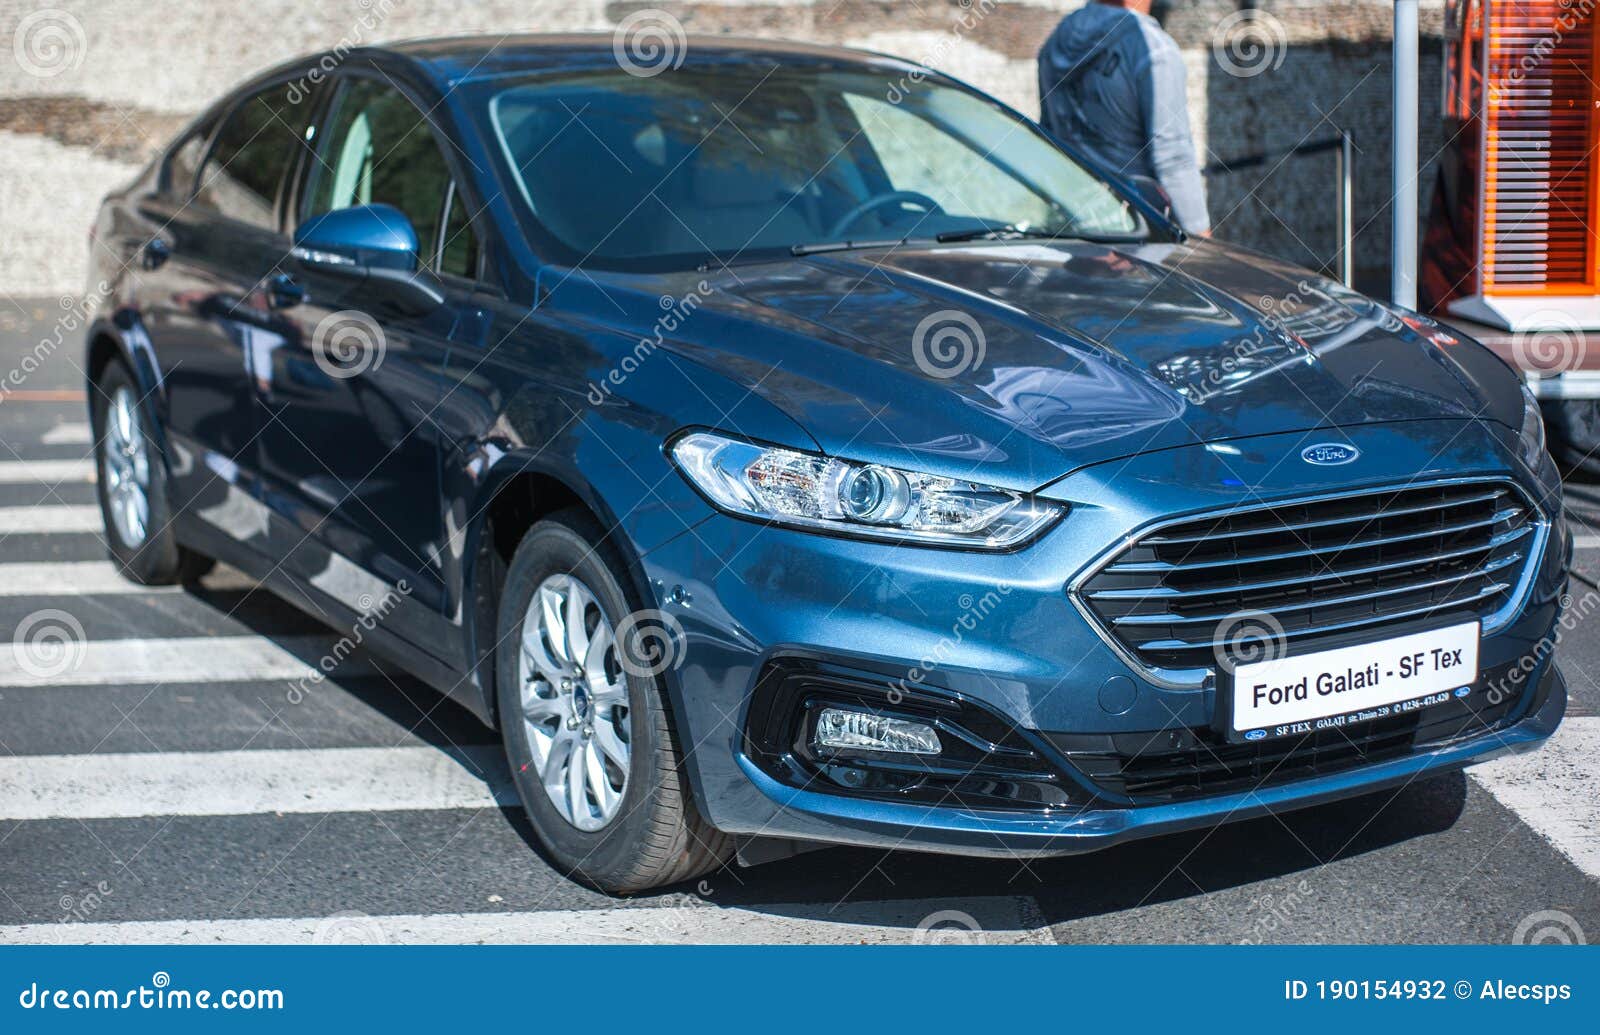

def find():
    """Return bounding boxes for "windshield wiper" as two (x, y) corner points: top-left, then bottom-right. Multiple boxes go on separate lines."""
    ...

(935, 223), (1077, 243)
(790, 237), (931, 256)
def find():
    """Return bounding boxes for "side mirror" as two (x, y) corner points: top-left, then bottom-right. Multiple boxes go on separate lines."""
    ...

(291, 203), (444, 314)
(1127, 175), (1175, 225)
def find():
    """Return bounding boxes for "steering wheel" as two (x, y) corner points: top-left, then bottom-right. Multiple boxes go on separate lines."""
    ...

(827, 190), (945, 239)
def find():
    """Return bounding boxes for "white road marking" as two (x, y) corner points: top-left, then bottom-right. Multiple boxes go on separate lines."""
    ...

(1574, 535), (1600, 549)
(0, 898), (1051, 945)
(1470, 716), (1600, 879)
(0, 560), (174, 595)
(40, 422), (91, 445)
(0, 504), (101, 533)
(0, 634), (369, 688)
(0, 745), (512, 821)
(0, 560), (258, 596)
(0, 459), (94, 484)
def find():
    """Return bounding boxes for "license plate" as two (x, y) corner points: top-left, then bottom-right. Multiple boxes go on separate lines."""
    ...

(1228, 620), (1479, 742)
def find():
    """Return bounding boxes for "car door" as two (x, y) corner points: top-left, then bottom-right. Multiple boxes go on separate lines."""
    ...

(138, 82), (316, 557)
(257, 71), (481, 647)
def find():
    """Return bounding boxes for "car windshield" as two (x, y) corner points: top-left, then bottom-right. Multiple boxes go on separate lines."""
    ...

(482, 65), (1143, 269)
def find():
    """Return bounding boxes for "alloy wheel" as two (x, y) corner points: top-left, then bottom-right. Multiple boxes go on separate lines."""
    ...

(517, 573), (632, 831)
(101, 386), (151, 548)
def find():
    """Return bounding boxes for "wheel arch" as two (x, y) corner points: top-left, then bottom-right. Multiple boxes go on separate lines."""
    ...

(85, 313), (171, 456)
(461, 455), (661, 729)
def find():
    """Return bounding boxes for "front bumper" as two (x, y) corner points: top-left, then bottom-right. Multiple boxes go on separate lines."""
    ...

(634, 421), (1571, 857)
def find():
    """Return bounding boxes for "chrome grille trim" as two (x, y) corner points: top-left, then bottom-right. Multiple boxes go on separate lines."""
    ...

(1068, 477), (1549, 691)
(1102, 506), (1526, 574)
(1110, 552), (1525, 627)
(1139, 488), (1510, 546)
(1084, 532), (1532, 602)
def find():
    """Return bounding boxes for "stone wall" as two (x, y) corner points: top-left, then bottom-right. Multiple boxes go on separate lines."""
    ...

(0, 0), (1447, 295)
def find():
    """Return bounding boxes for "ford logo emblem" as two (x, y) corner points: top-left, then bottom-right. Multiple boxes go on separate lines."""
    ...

(1301, 442), (1360, 466)
(1244, 729), (1268, 741)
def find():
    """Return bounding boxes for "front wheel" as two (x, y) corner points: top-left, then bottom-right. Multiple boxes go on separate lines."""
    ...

(90, 359), (212, 585)
(495, 509), (731, 894)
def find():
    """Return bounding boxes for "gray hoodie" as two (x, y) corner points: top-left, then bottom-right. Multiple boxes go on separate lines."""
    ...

(1038, 4), (1210, 234)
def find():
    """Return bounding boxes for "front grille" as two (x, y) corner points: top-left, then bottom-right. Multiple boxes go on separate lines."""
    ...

(1076, 480), (1542, 676)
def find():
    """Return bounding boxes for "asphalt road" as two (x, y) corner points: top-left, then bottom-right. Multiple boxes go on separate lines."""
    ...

(0, 297), (1595, 945)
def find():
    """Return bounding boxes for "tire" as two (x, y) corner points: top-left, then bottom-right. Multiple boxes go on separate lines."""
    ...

(91, 359), (213, 585)
(495, 508), (732, 894)
(1547, 399), (1600, 480)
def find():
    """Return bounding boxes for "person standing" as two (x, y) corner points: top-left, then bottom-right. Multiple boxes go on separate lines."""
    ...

(1038, 0), (1211, 236)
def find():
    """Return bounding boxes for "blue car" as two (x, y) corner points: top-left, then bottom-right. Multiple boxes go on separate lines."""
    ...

(86, 34), (1571, 893)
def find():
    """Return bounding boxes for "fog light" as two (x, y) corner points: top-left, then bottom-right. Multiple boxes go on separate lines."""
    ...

(814, 708), (941, 755)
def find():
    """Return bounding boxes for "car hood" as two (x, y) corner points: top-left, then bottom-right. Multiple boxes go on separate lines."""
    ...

(604, 239), (1517, 492)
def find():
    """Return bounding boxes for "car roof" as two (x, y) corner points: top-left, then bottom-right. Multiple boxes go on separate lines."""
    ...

(376, 32), (929, 87)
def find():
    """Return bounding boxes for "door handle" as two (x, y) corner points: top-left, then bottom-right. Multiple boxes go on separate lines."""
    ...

(140, 236), (171, 270)
(266, 272), (306, 310)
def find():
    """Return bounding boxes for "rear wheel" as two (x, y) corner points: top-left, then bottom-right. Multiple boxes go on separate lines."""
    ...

(495, 508), (731, 894)
(91, 360), (212, 585)
(1547, 400), (1600, 480)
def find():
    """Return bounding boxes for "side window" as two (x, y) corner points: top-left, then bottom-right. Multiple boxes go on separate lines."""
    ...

(164, 122), (213, 197)
(194, 85), (313, 229)
(305, 77), (473, 276)
(439, 183), (481, 280)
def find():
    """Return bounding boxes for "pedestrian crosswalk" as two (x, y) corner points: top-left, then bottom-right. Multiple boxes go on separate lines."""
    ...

(0, 745), (515, 821)
(0, 504), (101, 533)
(0, 897), (1051, 945)
(0, 458), (93, 483)
(0, 634), (376, 688)
(0, 453), (1593, 945)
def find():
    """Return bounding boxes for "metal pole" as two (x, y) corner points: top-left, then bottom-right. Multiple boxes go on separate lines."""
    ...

(1392, 0), (1420, 308)
(1337, 130), (1354, 287)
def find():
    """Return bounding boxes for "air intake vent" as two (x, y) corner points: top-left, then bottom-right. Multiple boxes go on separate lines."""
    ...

(1074, 480), (1543, 680)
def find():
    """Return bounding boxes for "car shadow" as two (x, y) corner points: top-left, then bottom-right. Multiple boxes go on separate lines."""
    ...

(177, 564), (1473, 940)
(665, 772), (1470, 939)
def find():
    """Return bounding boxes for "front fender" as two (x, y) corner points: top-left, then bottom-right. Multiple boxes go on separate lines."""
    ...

(85, 309), (170, 457)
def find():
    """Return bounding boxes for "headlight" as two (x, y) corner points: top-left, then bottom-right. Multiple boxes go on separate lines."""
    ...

(670, 431), (1064, 549)
(1517, 383), (1548, 471)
